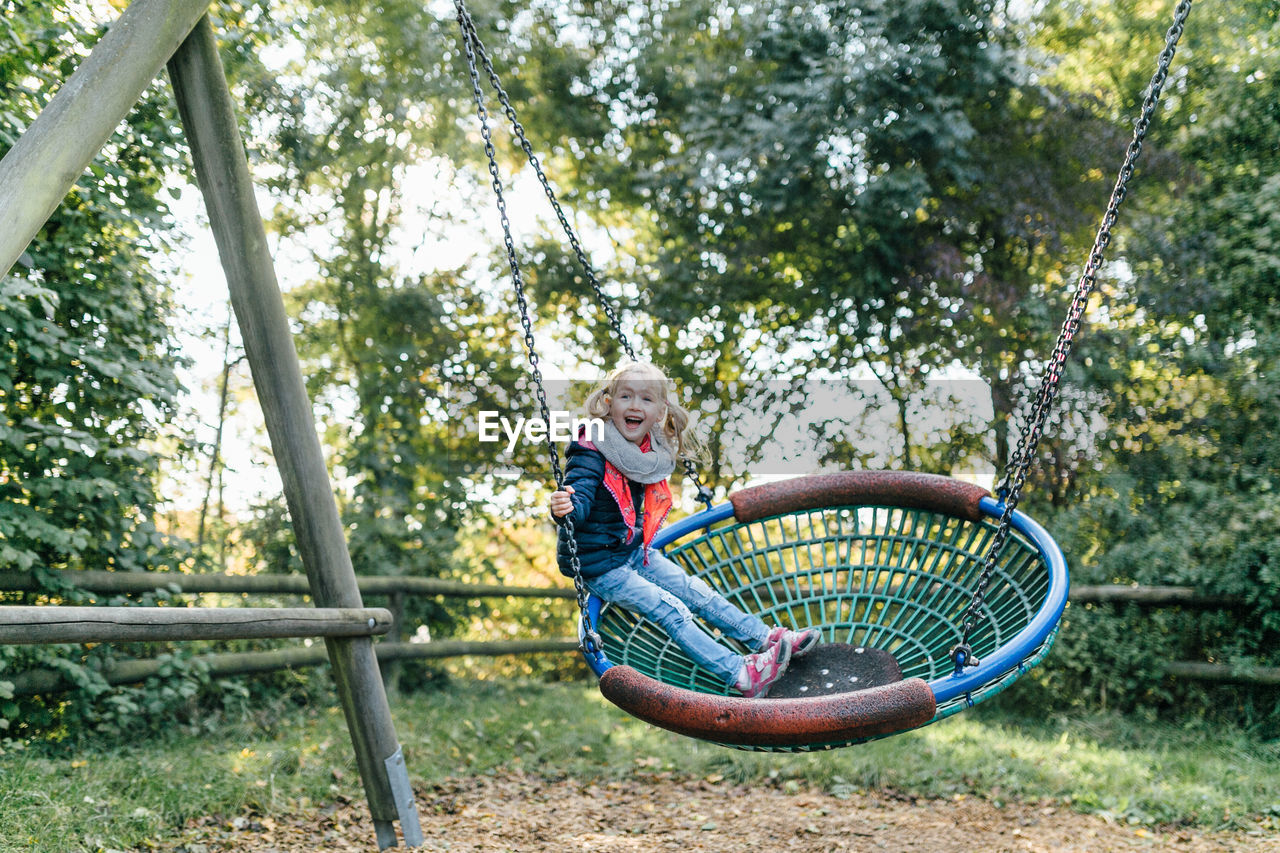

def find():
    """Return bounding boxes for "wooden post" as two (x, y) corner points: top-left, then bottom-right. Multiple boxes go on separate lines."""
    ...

(165, 18), (421, 849)
(0, 0), (212, 278)
(382, 592), (407, 695)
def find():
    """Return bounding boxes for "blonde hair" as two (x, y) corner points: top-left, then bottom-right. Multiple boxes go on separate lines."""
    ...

(584, 361), (704, 462)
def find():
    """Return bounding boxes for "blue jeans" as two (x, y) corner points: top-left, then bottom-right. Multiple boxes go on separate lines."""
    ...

(586, 546), (770, 686)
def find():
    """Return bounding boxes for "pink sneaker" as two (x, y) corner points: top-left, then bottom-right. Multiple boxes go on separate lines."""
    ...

(767, 625), (822, 658)
(736, 638), (792, 698)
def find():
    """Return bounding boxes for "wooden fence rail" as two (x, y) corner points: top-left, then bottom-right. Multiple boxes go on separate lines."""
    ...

(0, 570), (573, 600)
(0, 606), (391, 645)
(0, 574), (1269, 691)
(1068, 585), (1242, 607)
(7, 639), (580, 696)
(1164, 661), (1280, 686)
(0, 572), (1244, 607)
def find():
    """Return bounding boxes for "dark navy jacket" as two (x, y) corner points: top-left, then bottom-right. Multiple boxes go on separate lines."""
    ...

(554, 439), (645, 578)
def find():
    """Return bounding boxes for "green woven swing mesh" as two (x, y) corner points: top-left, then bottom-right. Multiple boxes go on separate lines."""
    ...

(596, 504), (1059, 750)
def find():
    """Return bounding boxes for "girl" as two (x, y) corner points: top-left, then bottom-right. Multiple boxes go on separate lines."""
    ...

(549, 362), (820, 698)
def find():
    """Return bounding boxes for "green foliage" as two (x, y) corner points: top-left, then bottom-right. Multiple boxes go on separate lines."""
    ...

(0, 5), (187, 577)
(225, 0), (589, 653)
(440, 0), (1130, 488)
(549, 0), (1123, 502)
(444, 518), (581, 681)
(0, 0), (205, 741)
(1019, 0), (1280, 734)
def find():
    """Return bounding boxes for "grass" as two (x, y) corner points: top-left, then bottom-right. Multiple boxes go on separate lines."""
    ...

(1, 678), (1278, 851)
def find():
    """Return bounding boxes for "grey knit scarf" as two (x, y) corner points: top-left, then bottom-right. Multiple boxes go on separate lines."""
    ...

(595, 421), (676, 484)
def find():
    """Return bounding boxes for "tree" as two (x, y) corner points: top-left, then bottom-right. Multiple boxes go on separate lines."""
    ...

(223, 0), (597, 651)
(1020, 0), (1280, 731)
(478, 0), (1121, 488)
(1, 0), (192, 738)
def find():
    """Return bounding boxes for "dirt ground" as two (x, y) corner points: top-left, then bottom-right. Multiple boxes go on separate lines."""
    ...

(155, 771), (1279, 853)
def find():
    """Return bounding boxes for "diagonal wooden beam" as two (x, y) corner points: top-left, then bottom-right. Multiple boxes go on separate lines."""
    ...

(0, 0), (211, 277)
(165, 16), (422, 849)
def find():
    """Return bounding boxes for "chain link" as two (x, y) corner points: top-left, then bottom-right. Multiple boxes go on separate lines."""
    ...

(956, 0), (1194, 656)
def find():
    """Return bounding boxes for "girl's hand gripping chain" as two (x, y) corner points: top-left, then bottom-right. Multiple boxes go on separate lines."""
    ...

(549, 485), (576, 518)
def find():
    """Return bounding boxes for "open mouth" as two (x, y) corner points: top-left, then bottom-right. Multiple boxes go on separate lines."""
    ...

(624, 416), (644, 429)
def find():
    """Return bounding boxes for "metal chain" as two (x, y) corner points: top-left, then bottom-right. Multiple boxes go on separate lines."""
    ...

(684, 459), (714, 509)
(954, 0), (1194, 663)
(455, 0), (715, 511)
(454, 5), (635, 361)
(454, 1), (601, 654)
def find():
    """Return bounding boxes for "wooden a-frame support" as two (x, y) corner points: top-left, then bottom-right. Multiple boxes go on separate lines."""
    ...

(0, 2), (424, 847)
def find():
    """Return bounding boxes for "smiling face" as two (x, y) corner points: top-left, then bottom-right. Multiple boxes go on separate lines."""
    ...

(606, 376), (665, 445)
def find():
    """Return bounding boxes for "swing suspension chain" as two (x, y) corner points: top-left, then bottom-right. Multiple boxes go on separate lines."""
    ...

(682, 459), (714, 509)
(455, 0), (715, 511)
(955, 0), (1194, 659)
(454, 3), (636, 362)
(455, 1), (601, 653)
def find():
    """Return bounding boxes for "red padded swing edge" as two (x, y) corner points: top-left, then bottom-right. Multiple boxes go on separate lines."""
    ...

(730, 470), (990, 525)
(598, 665), (937, 748)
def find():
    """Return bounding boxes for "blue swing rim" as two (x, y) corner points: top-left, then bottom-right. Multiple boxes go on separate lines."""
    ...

(578, 490), (1070, 707)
